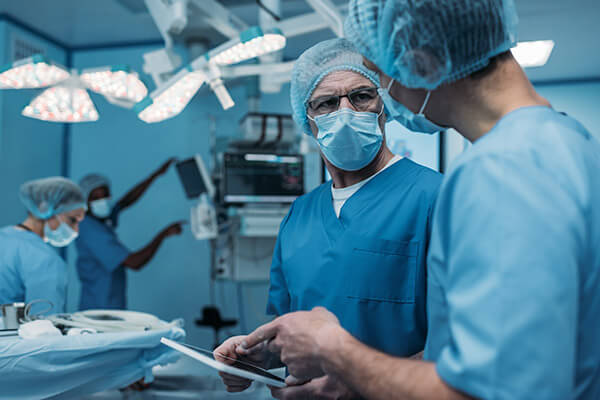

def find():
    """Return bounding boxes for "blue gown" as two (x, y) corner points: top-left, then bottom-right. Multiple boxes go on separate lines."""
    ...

(267, 158), (442, 357)
(425, 107), (600, 399)
(0, 226), (67, 313)
(75, 206), (129, 310)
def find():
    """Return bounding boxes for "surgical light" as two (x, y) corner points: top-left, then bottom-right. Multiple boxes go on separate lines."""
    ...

(80, 65), (148, 103)
(134, 66), (206, 123)
(210, 27), (286, 66)
(22, 75), (99, 123)
(136, 26), (285, 123)
(511, 40), (555, 68)
(0, 54), (69, 89)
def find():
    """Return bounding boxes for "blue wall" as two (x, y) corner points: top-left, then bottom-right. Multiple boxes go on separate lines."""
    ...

(0, 20), (68, 227)
(535, 81), (600, 140)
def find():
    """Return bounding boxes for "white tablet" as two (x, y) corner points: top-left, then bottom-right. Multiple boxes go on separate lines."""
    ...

(161, 337), (286, 388)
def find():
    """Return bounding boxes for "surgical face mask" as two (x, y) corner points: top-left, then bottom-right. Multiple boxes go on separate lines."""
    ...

(378, 79), (444, 134)
(90, 197), (112, 218)
(44, 217), (78, 247)
(309, 107), (383, 171)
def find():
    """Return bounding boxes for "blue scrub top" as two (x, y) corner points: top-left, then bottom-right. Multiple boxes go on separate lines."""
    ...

(75, 206), (129, 310)
(267, 158), (442, 357)
(425, 107), (600, 399)
(0, 226), (67, 313)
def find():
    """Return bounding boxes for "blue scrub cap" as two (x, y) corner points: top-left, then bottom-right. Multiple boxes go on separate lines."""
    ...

(344, 0), (519, 90)
(291, 38), (380, 135)
(19, 177), (86, 220)
(79, 173), (110, 201)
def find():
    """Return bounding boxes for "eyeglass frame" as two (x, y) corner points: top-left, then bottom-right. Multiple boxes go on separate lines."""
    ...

(306, 86), (382, 117)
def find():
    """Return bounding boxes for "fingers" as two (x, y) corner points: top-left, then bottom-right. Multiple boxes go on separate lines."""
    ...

(218, 371), (252, 392)
(214, 336), (245, 364)
(285, 375), (310, 386)
(242, 319), (280, 350)
(269, 380), (315, 400)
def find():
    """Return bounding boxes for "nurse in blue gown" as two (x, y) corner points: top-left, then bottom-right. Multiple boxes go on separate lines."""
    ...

(76, 161), (183, 311)
(0, 177), (86, 314)
(214, 38), (442, 398)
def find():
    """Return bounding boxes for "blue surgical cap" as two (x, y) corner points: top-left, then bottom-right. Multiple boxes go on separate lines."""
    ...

(291, 38), (380, 135)
(19, 177), (86, 219)
(79, 173), (110, 201)
(344, 0), (519, 90)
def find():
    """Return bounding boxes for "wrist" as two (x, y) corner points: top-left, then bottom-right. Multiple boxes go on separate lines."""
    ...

(316, 324), (352, 377)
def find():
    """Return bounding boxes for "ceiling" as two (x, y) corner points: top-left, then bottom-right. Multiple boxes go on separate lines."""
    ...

(0, 0), (598, 83)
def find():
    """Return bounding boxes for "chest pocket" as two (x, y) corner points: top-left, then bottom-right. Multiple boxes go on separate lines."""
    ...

(344, 234), (419, 304)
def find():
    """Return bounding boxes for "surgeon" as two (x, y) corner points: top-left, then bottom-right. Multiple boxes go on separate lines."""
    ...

(238, 1), (600, 399)
(215, 38), (442, 399)
(0, 177), (86, 314)
(76, 159), (183, 311)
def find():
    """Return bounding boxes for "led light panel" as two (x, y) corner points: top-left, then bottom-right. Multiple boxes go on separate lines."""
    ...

(211, 31), (286, 66)
(22, 86), (99, 123)
(81, 67), (148, 103)
(136, 70), (205, 123)
(0, 55), (70, 88)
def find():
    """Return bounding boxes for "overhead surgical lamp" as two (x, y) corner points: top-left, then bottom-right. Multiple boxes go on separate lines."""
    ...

(80, 65), (148, 104)
(0, 54), (70, 89)
(134, 66), (206, 123)
(135, 26), (286, 123)
(1, 54), (149, 123)
(22, 72), (99, 123)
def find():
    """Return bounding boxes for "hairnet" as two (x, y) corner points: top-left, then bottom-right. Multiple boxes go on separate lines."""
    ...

(19, 177), (86, 219)
(344, 0), (519, 90)
(291, 38), (380, 135)
(79, 173), (110, 201)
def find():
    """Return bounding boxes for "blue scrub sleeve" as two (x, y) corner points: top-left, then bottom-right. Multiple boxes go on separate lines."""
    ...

(435, 155), (580, 399)
(80, 222), (130, 273)
(21, 248), (67, 314)
(266, 204), (294, 316)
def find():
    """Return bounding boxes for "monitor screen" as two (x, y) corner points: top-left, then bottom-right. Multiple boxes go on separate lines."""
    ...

(224, 153), (304, 203)
(176, 158), (208, 199)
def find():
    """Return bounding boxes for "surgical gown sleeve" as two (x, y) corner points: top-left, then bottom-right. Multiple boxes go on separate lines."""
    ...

(434, 154), (581, 399)
(20, 246), (67, 313)
(266, 204), (294, 316)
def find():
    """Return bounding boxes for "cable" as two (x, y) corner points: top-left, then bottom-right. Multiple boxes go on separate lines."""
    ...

(256, 0), (281, 21)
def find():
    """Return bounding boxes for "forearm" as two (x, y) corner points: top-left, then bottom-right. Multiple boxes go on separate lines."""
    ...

(321, 327), (471, 400)
(117, 174), (157, 209)
(122, 232), (166, 270)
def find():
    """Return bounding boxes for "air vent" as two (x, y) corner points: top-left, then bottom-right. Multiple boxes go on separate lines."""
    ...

(11, 34), (45, 62)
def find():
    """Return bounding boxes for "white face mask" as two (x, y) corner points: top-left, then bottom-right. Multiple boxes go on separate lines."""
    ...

(44, 217), (78, 247)
(378, 79), (445, 134)
(89, 197), (112, 218)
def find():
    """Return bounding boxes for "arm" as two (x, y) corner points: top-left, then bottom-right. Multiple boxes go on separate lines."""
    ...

(122, 222), (182, 271)
(117, 158), (176, 210)
(320, 325), (471, 400)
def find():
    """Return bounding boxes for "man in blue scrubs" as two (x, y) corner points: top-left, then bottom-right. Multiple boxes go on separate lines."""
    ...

(215, 38), (442, 399)
(239, 1), (600, 399)
(76, 159), (183, 310)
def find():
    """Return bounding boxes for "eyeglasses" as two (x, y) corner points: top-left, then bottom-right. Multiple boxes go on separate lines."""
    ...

(307, 87), (380, 116)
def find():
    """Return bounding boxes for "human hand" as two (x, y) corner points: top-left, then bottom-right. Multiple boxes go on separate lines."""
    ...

(125, 378), (151, 391)
(214, 335), (270, 393)
(163, 221), (185, 237)
(242, 307), (341, 382)
(270, 375), (359, 400)
(155, 157), (177, 177)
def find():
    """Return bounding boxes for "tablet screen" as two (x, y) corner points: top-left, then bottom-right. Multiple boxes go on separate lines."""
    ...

(180, 342), (285, 384)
